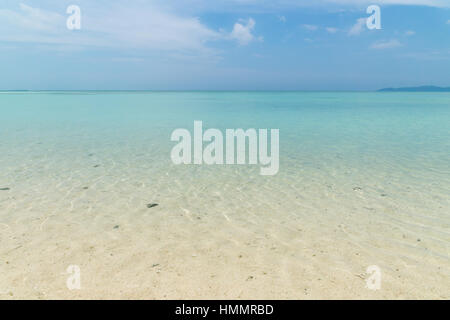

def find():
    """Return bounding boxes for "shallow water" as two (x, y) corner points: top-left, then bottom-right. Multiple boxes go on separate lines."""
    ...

(0, 92), (449, 299)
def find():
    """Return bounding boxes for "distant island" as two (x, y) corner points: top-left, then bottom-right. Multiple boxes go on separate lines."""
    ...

(378, 86), (450, 92)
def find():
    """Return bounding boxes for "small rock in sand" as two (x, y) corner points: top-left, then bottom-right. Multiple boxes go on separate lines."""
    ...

(147, 203), (158, 209)
(0, 188), (10, 191)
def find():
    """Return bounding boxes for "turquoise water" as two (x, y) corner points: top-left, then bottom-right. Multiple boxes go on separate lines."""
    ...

(1, 92), (449, 178)
(1, 91), (449, 159)
(0, 92), (449, 298)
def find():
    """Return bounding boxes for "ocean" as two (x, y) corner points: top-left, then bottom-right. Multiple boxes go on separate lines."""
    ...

(0, 91), (449, 299)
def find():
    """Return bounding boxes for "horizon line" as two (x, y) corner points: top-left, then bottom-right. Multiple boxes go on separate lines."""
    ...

(1, 85), (449, 93)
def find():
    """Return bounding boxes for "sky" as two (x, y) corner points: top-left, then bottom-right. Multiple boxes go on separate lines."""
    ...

(0, 0), (449, 90)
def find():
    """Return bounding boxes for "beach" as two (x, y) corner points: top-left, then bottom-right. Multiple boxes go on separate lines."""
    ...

(0, 92), (449, 299)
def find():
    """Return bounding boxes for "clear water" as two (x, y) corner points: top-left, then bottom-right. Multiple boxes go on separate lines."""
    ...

(0, 92), (449, 299)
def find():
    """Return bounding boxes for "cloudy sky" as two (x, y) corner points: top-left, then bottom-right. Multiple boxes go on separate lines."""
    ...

(0, 0), (449, 90)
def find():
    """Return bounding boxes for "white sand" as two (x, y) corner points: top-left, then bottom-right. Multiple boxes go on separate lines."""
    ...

(1, 149), (449, 299)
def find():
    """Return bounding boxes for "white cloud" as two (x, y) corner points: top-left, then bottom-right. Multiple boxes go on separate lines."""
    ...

(405, 30), (416, 36)
(0, 3), (266, 56)
(370, 39), (402, 49)
(159, 0), (450, 11)
(87, 5), (222, 53)
(447, 20), (450, 24)
(278, 15), (287, 23)
(348, 18), (366, 36)
(326, 27), (338, 34)
(303, 24), (318, 31)
(230, 18), (262, 45)
(0, 3), (225, 56)
(0, 3), (64, 32)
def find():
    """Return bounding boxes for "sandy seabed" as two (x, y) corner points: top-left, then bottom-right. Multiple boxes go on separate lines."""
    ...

(1, 144), (448, 300)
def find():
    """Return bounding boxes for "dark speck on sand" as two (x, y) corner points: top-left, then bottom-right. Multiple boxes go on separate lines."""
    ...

(93, 165), (100, 168)
(0, 188), (10, 191)
(147, 203), (159, 208)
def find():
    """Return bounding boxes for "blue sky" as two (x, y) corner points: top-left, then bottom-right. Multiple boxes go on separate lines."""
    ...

(0, 0), (449, 90)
